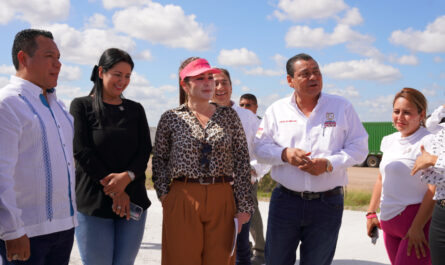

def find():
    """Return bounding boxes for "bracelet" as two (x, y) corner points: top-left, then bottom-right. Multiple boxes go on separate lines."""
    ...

(366, 211), (376, 216)
(366, 214), (377, 219)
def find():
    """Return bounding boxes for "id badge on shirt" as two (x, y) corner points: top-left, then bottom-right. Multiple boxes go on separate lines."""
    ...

(323, 112), (336, 136)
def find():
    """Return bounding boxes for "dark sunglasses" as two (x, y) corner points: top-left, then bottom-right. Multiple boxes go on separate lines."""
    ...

(200, 143), (212, 170)
(239, 103), (252, 108)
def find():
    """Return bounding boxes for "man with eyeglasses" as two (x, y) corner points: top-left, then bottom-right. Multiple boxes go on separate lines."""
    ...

(212, 68), (270, 265)
(254, 53), (368, 265)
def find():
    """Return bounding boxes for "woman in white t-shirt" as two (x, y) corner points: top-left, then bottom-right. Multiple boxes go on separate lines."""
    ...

(366, 87), (435, 265)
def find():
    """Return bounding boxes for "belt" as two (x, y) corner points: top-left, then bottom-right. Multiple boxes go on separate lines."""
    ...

(437, 199), (445, 208)
(277, 184), (343, 200)
(174, 176), (234, 185)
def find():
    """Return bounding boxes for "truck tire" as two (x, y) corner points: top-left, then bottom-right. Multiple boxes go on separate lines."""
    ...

(366, 155), (380, 168)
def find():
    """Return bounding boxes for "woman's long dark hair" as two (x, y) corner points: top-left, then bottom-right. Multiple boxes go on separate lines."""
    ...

(89, 48), (134, 124)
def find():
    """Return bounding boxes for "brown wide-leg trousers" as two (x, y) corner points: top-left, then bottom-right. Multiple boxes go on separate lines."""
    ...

(162, 181), (237, 265)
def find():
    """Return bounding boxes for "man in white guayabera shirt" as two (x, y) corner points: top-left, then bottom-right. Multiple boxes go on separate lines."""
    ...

(212, 68), (270, 265)
(254, 53), (368, 265)
(0, 29), (77, 265)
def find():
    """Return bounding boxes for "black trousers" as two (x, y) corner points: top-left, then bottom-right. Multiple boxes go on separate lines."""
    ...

(0, 228), (74, 265)
(430, 203), (445, 265)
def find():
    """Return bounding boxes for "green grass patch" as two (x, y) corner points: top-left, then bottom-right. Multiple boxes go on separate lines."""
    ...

(343, 189), (372, 211)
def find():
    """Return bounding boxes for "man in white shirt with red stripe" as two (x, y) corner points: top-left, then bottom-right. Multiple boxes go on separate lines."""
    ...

(254, 53), (368, 265)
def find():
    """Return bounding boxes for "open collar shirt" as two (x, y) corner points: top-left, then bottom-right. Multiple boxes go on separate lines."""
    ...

(0, 76), (77, 241)
(253, 92), (368, 192)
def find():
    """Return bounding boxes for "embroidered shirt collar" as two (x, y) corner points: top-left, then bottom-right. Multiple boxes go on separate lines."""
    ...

(10, 75), (57, 101)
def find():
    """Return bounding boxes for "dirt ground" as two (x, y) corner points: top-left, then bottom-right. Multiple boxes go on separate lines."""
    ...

(347, 167), (379, 192)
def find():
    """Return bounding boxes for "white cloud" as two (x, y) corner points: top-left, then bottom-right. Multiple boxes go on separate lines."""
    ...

(346, 42), (384, 59)
(102, 0), (149, 9)
(389, 54), (419, 65)
(59, 65), (82, 81)
(339, 7), (363, 26)
(326, 85), (360, 99)
(46, 24), (136, 65)
(0, 65), (15, 75)
(217, 48), (260, 67)
(243, 67), (282, 77)
(125, 81), (179, 125)
(272, 54), (287, 68)
(85, 13), (108, 29)
(273, 0), (348, 21)
(169, 73), (177, 80)
(0, 0), (69, 25)
(233, 79), (242, 86)
(241, 86), (250, 92)
(322, 59), (402, 82)
(389, 15), (445, 53)
(257, 93), (289, 116)
(135, 50), (153, 61)
(285, 24), (373, 49)
(57, 84), (83, 101)
(359, 95), (394, 114)
(421, 88), (436, 97)
(130, 72), (150, 86)
(434, 56), (442, 63)
(0, 5), (14, 25)
(113, 3), (213, 51)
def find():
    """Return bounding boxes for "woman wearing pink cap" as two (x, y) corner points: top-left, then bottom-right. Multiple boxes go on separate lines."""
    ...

(152, 57), (254, 265)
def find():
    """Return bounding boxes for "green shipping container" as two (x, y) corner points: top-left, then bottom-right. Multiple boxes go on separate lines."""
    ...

(361, 122), (397, 167)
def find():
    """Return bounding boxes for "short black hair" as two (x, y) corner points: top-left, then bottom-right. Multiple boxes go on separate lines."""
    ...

(240, 93), (257, 105)
(286, 53), (315, 77)
(12, 29), (54, 70)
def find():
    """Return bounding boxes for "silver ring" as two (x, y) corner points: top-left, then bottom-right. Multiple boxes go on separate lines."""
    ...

(116, 206), (122, 210)
(12, 254), (19, 260)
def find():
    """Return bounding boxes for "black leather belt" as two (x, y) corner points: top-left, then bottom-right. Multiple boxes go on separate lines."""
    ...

(174, 176), (234, 185)
(277, 184), (343, 200)
(437, 199), (445, 208)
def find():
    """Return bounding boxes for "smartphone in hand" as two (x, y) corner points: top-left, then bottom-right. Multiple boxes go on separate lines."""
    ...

(129, 202), (143, 221)
(370, 226), (379, 244)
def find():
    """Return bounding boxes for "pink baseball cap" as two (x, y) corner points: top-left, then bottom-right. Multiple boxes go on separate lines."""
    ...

(179, 58), (221, 81)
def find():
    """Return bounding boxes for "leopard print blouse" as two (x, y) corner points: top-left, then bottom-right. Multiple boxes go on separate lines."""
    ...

(152, 103), (254, 214)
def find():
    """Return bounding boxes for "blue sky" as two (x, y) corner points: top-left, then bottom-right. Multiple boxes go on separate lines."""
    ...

(0, 0), (444, 126)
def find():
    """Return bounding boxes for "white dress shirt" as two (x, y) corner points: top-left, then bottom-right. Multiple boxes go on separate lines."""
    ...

(426, 105), (445, 134)
(232, 102), (271, 181)
(254, 92), (368, 192)
(379, 127), (432, 220)
(0, 76), (77, 241)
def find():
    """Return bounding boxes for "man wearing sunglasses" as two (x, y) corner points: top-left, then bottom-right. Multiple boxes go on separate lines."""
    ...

(239, 94), (259, 117)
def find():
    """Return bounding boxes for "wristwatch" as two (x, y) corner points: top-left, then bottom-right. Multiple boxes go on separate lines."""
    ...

(326, 159), (333, 172)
